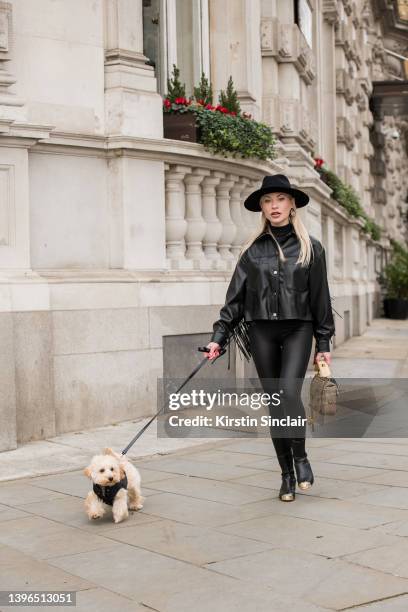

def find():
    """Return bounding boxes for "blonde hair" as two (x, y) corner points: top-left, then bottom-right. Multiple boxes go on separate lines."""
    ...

(239, 194), (313, 266)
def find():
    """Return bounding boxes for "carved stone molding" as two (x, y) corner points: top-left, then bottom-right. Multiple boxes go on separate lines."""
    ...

(260, 17), (278, 55)
(322, 0), (340, 25)
(277, 23), (316, 83)
(0, 164), (14, 248)
(341, 0), (353, 17)
(278, 98), (316, 150)
(0, 1), (12, 60)
(261, 94), (280, 131)
(337, 116), (355, 150)
(336, 68), (355, 105)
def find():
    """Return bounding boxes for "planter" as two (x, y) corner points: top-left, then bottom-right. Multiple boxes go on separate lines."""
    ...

(383, 298), (408, 320)
(163, 113), (200, 142)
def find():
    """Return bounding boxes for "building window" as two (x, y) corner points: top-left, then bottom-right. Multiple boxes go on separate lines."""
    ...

(294, 0), (313, 48)
(143, 0), (210, 97)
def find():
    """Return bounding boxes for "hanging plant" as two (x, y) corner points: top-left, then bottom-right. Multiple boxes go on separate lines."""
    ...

(193, 107), (276, 160)
(314, 158), (382, 242)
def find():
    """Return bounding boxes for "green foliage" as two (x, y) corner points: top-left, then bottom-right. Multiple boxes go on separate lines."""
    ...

(193, 72), (213, 106)
(167, 64), (186, 101)
(193, 107), (276, 160)
(317, 166), (382, 242)
(218, 76), (241, 115)
(163, 67), (275, 160)
(378, 245), (408, 299)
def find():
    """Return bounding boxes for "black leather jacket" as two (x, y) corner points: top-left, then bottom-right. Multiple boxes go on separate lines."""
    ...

(210, 226), (335, 353)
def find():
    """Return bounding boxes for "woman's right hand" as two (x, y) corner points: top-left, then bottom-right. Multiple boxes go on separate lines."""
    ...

(206, 342), (221, 361)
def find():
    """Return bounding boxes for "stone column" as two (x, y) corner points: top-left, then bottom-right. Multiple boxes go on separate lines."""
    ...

(230, 176), (248, 257)
(215, 172), (236, 267)
(209, 0), (262, 119)
(184, 168), (210, 268)
(201, 173), (223, 267)
(0, 2), (25, 122)
(165, 164), (193, 270)
(104, 0), (162, 138)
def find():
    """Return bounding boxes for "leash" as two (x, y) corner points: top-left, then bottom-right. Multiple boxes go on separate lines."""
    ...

(120, 344), (227, 456)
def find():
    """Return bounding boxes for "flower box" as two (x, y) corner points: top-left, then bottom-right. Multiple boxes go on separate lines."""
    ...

(163, 112), (200, 143)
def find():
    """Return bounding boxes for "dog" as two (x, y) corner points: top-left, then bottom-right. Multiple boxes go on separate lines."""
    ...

(83, 447), (145, 523)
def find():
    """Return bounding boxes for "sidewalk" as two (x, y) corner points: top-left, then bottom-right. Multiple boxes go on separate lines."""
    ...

(1, 317), (408, 611)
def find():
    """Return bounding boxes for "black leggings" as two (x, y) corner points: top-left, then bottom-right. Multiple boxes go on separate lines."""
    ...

(247, 319), (313, 460)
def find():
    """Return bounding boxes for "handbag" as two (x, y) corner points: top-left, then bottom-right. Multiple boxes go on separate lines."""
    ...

(308, 358), (339, 429)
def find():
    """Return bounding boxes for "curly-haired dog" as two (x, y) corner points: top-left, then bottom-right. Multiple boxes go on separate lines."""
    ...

(84, 448), (144, 523)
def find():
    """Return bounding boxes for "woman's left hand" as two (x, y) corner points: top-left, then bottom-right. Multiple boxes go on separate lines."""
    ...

(314, 351), (331, 366)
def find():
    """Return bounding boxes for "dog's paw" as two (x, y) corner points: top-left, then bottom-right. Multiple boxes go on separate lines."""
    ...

(90, 513), (103, 520)
(129, 502), (143, 511)
(113, 512), (128, 524)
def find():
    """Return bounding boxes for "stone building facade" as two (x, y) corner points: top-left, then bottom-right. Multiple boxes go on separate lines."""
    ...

(0, 0), (407, 450)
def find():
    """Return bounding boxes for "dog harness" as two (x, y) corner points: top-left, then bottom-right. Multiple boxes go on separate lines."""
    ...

(93, 475), (128, 506)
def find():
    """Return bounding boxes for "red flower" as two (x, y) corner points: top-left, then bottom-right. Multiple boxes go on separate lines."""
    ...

(230, 111), (237, 116)
(314, 157), (324, 168)
(174, 97), (190, 105)
(205, 104), (215, 110)
(163, 99), (171, 108)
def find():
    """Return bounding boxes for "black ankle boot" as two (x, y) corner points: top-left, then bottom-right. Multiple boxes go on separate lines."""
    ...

(291, 438), (314, 490)
(276, 452), (296, 501)
(272, 437), (296, 501)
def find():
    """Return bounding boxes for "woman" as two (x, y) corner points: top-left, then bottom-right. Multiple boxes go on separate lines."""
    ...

(206, 174), (335, 502)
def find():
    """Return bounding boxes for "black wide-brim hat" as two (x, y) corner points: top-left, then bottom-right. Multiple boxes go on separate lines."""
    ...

(244, 174), (309, 211)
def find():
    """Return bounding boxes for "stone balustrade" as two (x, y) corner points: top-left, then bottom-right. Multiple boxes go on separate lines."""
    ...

(163, 154), (272, 271)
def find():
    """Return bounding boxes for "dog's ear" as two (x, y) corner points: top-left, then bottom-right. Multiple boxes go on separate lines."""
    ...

(83, 466), (92, 479)
(119, 465), (126, 480)
(103, 447), (115, 456)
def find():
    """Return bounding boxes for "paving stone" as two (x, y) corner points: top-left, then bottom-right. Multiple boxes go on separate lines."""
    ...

(357, 470), (408, 487)
(0, 503), (29, 522)
(213, 439), (276, 455)
(230, 470), (387, 500)
(343, 542), (408, 578)
(55, 588), (148, 612)
(0, 483), (67, 506)
(0, 544), (92, 591)
(165, 448), (268, 467)
(215, 512), (400, 558)
(27, 470), (94, 498)
(325, 451), (408, 471)
(351, 487), (408, 510)
(204, 547), (408, 610)
(352, 593), (408, 610)
(17, 495), (162, 533)
(136, 492), (277, 528)
(47, 543), (256, 608)
(369, 519), (408, 538)
(141, 474), (274, 505)
(136, 456), (262, 481)
(137, 580), (326, 612)
(103, 518), (275, 565)
(0, 515), (116, 560)
(303, 478), (388, 501)
(328, 441), (408, 457)
(293, 460), (386, 482)
(236, 495), (408, 530)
